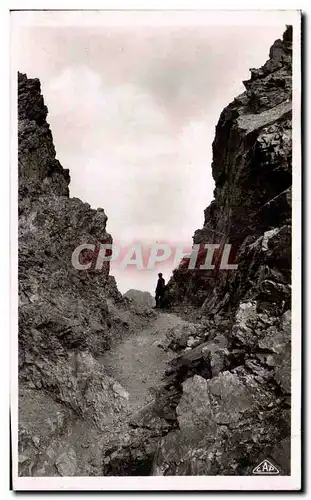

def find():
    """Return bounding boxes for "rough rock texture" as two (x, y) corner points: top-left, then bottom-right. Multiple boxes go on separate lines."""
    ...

(151, 27), (292, 475)
(18, 72), (153, 476)
(166, 26), (292, 311)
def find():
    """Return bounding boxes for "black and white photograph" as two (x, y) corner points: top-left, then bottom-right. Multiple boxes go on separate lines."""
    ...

(10, 8), (301, 491)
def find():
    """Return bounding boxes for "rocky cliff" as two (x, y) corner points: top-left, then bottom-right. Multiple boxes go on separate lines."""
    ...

(149, 26), (292, 475)
(167, 26), (292, 313)
(18, 72), (153, 476)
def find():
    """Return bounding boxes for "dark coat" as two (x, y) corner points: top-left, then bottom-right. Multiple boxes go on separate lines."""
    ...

(155, 277), (165, 295)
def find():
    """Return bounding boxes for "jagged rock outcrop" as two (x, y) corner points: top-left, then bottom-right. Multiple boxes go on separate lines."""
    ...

(18, 73), (152, 476)
(166, 26), (292, 311)
(150, 26), (292, 475)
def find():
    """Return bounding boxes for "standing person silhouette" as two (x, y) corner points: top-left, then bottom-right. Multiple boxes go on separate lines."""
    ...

(155, 273), (165, 308)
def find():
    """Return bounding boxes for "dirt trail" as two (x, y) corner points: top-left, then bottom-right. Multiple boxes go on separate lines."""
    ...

(99, 312), (187, 412)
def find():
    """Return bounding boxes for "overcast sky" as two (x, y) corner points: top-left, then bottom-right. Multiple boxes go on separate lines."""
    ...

(12, 11), (286, 293)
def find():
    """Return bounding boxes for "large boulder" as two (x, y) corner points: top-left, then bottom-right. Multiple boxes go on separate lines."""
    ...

(153, 372), (290, 475)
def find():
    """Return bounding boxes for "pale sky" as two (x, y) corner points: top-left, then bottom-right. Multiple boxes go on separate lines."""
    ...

(12, 11), (287, 293)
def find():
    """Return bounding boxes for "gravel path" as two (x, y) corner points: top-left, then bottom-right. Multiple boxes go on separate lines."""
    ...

(98, 312), (186, 412)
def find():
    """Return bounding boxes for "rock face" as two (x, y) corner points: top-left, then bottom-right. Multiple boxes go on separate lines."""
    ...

(18, 72), (151, 476)
(166, 26), (292, 311)
(151, 27), (292, 475)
